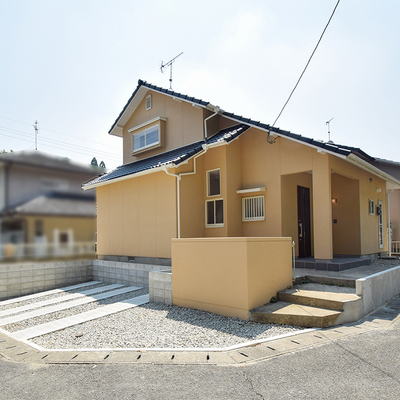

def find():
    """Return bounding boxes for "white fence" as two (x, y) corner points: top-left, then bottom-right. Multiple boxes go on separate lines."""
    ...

(392, 241), (400, 255)
(0, 241), (95, 261)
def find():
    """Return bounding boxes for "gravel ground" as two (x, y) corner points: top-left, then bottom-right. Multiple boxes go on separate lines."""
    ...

(31, 301), (301, 349)
(11, 258), (400, 350)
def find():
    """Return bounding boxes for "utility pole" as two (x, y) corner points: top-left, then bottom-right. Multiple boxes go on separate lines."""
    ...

(33, 120), (39, 150)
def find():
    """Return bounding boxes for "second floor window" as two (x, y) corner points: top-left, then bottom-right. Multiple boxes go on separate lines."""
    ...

(207, 169), (221, 196)
(132, 125), (160, 152)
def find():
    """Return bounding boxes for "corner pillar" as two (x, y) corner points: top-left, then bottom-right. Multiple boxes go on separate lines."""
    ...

(312, 152), (333, 260)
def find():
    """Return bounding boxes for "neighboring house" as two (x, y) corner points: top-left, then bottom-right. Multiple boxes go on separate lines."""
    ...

(83, 79), (400, 263)
(373, 158), (400, 254)
(0, 151), (102, 259)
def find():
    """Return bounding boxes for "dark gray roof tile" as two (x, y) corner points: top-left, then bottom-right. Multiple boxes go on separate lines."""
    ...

(84, 124), (249, 188)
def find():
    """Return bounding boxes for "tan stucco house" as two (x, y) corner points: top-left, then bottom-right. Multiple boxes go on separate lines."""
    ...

(84, 80), (400, 266)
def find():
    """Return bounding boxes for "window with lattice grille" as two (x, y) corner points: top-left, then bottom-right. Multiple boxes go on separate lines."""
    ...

(146, 94), (152, 110)
(242, 196), (265, 221)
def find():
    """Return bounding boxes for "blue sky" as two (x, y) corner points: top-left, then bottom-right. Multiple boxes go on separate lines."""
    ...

(1, 0), (399, 169)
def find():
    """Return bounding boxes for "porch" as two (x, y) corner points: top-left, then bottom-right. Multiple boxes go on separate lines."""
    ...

(295, 256), (372, 272)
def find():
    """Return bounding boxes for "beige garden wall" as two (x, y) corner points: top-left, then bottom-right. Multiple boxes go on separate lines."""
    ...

(171, 237), (293, 320)
(96, 171), (177, 259)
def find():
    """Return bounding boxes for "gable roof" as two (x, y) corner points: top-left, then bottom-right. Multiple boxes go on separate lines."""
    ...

(103, 79), (400, 189)
(83, 124), (249, 189)
(0, 150), (103, 176)
(2, 192), (96, 217)
(108, 80), (374, 162)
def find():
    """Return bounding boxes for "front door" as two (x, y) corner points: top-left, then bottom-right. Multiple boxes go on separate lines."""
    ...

(297, 186), (312, 258)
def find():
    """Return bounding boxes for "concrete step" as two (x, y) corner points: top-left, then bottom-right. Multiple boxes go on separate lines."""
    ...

(249, 283), (365, 328)
(249, 302), (341, 328)
(277, 283), (361, 311)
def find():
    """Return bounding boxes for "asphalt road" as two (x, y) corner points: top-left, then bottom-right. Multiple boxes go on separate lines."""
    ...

(1, 297), (400, 400)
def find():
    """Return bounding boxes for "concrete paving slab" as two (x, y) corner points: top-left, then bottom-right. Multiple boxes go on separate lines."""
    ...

(12, 294), (149, 340)
(105, 351), (143, 363)
(65, 351), (112, 363)
(206, 351), (238, 365)
(259, 337), (303, 353)
(0, 283), (124, 317)
(0, 285), (142, 327)
(0, 281), (101, 306)
(40, 351), (83, 363)
(169, 351), (211, 364)
(230, 344), (277, 362)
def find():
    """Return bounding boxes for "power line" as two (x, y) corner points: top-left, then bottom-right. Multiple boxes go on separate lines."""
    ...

(0, 129), (120, 163)
(268, 0), (341, 141)
(0, 126), (121, 160)
(0, 115), (120, 150)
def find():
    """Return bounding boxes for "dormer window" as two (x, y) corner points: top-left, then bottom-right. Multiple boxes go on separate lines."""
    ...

(133, 125), (159, 152)
(146, 94), (152, 110)
(128, 117), (166, 154)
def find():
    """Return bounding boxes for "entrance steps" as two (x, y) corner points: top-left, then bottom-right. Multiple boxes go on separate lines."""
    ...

(249, 282), (363, 328)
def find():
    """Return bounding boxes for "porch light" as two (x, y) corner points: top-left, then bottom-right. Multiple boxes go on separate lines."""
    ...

(331, 198), (338, 204)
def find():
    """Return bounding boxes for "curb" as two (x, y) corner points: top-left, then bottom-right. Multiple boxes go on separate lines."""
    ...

(0, 307), (397, 366)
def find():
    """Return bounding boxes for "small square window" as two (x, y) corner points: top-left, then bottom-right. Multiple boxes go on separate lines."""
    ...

(242, 196), (265, 221)
(146, 94), (152, 110)
(369, 199), (375, 215)
(207, 169), (221, 197)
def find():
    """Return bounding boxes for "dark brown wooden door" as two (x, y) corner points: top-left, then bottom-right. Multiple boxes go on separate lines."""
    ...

(297, 186), (312, 258)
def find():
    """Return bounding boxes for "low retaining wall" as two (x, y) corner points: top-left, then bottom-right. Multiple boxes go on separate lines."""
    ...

(172, 237), (293, 320)
(92, 260), (166, 288)
(149, 270), (172, 305)
(0, 260), (93, 300)
(356, 265), (400, 315)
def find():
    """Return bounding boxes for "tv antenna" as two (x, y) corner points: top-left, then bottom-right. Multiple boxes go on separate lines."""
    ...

(326, 117), (334, 143)
(33, 120), (39, 150)
(160, 52), (183, 90)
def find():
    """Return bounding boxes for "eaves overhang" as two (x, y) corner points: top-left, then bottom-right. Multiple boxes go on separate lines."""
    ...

(346, 154), (400, 188)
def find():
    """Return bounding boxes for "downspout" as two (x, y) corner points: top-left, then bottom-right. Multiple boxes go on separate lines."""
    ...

(163, 145), (208, 239)
(204, 107), (220, 139)
(387, 189), (394, 256)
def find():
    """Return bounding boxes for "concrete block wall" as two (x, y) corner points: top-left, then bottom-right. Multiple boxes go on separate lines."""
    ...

(149, 270), (172, 305)
(356, 265), (400, 315)
(92, 260), (166, 288)
(0, 260), (93, 300)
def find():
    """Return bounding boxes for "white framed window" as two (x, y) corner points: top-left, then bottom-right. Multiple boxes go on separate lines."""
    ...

(206, 199), (224, 227)
(369, 199), (375, 215)
(207, 169), (221, 197)
(132, 125), (160, 153)
(242, 196), (265, 221)
(146, 94), (152, 110)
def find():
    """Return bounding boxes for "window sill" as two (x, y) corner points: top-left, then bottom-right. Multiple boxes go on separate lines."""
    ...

(205, 224), (224, 228)
(132, 142), (161, 155)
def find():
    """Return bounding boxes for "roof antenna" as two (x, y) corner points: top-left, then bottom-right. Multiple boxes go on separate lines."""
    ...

(160, 52), (183, 90)
(326, 117), (334, 143)
(33, 120), (39, 150)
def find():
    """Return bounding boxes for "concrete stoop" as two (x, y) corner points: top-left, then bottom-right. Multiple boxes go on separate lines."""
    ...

(249, 283), (363, 328)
